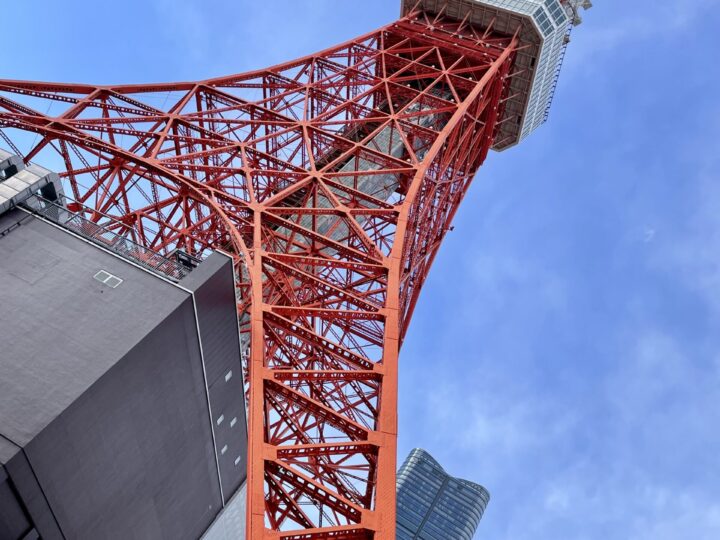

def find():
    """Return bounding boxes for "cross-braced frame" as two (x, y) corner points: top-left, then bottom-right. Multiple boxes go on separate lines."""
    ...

(0, 8), (519, 539)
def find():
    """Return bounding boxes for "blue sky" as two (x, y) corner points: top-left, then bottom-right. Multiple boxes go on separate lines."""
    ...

(5, 1), (720, 538)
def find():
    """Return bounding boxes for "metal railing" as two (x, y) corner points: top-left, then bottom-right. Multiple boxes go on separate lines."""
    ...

(22, 194), (192, 281)
(543, 23), (574, 124)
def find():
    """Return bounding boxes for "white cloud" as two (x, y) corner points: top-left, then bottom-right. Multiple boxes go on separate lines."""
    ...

(596, 1), (715, 44)
(409, 315), (720, 539)
(650, 157), (720, 319)
(565, 0), (720, 74)
(470, 253), (568, 313)
(632, 491), (720, 540)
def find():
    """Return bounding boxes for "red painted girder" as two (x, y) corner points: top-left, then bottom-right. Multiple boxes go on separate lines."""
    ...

(0, 9), (519, 538)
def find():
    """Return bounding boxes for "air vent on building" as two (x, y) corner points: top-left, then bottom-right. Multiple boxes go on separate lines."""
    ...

(174, 249), (202, 270)
(94, 270), (123, 288)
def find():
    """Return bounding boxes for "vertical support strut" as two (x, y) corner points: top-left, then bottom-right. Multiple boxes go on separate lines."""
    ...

(0, 11), (517, 539)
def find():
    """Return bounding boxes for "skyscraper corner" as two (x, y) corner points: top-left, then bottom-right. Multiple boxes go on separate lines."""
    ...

(397, 448), (490, 540)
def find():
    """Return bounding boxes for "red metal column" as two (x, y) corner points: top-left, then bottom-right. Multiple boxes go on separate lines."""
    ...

(0, 9), (518, 539)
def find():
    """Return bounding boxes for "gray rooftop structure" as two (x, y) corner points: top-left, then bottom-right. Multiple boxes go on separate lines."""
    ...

(0, 148), (62, 215)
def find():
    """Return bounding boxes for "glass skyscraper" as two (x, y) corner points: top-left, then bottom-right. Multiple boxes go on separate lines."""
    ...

(396, 449), (490, 539)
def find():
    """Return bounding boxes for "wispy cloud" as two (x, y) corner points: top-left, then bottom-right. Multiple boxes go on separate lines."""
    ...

(588, 1), (715, 46)
(657, 173), (720, 319)
(565, 0), (719, 74)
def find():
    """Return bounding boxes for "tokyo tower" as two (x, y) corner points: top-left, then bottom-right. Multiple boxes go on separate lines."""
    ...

(0, 0), (591, 538)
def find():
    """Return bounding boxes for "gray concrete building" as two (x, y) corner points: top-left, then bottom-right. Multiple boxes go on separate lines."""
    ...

(0, 151), (247, 539)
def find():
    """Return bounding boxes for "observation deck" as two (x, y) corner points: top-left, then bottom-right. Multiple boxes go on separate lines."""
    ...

(401, 0), (591, 149)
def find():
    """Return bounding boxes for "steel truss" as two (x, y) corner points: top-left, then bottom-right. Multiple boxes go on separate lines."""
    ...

(0, 9), (518, 539)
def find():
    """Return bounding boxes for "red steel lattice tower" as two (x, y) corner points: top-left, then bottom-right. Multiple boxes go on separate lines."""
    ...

(0, 1), (589, 537)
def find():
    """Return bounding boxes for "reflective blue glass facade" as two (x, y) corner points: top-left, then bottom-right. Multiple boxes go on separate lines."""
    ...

(396, 449), (490, 540)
